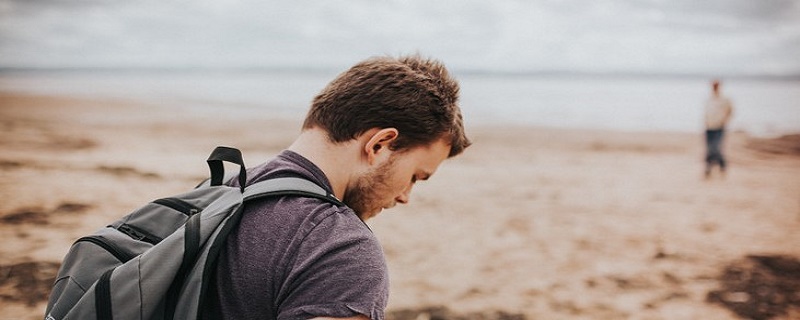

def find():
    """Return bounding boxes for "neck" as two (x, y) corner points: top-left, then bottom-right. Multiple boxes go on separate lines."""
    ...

(287, 128), (362, 200)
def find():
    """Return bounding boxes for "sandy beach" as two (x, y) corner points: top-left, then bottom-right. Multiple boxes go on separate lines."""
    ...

(1, 91), (799, 320)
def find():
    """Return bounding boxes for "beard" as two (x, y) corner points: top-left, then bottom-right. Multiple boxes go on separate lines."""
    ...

(344, 156), (396, 220)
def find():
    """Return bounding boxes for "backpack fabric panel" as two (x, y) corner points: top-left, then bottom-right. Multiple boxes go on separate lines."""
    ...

(51, 186), (243, 319)
(46, 185), (237, 319)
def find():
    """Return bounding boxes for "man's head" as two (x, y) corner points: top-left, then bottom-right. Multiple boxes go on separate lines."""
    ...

(299, 55), (471, 220)
(712, 79), (721, 94)
(303, 54), (470, 158)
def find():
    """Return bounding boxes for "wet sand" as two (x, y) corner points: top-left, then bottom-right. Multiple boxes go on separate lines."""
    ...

(1, 92), (799, 319)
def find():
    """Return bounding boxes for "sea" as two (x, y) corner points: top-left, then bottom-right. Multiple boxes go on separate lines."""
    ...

(1, 70), (798, 138)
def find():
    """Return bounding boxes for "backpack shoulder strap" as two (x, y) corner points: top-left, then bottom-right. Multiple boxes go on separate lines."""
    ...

(243, 177), (344, 206)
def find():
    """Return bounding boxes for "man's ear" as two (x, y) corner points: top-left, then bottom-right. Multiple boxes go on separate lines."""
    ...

(364, 128), (399, 165)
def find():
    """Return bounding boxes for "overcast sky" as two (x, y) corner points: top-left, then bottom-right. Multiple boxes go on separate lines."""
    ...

(1, 0), (798, 76)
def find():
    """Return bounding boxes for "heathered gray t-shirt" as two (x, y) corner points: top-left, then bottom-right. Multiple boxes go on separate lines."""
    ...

(208, 150), (389, 319)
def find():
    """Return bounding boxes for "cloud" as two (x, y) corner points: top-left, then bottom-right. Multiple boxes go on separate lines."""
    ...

(0, 0), (798, 75)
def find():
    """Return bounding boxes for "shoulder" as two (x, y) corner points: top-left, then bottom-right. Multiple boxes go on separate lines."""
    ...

(277, 202), (389, 319)
(301, 204), (384, 261)
(248, 195), (384, 265)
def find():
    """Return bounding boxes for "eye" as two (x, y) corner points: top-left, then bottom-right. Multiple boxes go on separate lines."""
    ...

(412, 173), (431, 184)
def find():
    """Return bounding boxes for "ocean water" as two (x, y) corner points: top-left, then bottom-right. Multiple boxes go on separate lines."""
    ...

(1, 71), (798, 137)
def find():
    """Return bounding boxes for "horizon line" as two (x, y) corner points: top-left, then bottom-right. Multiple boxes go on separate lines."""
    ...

(1, 66), (799, 81)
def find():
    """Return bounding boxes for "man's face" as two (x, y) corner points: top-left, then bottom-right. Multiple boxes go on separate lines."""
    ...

(345, 139), (451, 220)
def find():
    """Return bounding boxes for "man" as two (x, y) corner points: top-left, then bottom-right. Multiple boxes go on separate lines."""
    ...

(704, 79), (734, 178)
(207, 55), (471, 319)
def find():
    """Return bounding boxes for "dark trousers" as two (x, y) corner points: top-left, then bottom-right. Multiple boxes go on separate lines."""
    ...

(705, 129), (726, 171)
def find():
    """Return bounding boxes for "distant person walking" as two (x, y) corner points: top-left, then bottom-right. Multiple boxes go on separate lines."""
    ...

(704, 79), (734, 178)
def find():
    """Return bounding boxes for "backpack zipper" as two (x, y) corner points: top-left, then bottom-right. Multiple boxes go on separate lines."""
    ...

(75, 235), (137, 263)
(117, 224), (162, 245)
(153, 197), (201, 216)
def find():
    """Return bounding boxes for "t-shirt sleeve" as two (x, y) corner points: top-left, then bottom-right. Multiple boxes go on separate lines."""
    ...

(277, 209), (389, 320)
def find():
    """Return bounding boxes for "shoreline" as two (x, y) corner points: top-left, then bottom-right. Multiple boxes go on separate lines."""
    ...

(1, 92), (799, 319)
(3, 71), (800, 139)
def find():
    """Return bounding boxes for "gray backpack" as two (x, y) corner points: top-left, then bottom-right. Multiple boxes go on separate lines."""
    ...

(44, 146), (343, 320)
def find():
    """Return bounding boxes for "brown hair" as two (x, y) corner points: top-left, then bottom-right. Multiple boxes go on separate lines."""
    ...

(302, 55), (471, 157)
